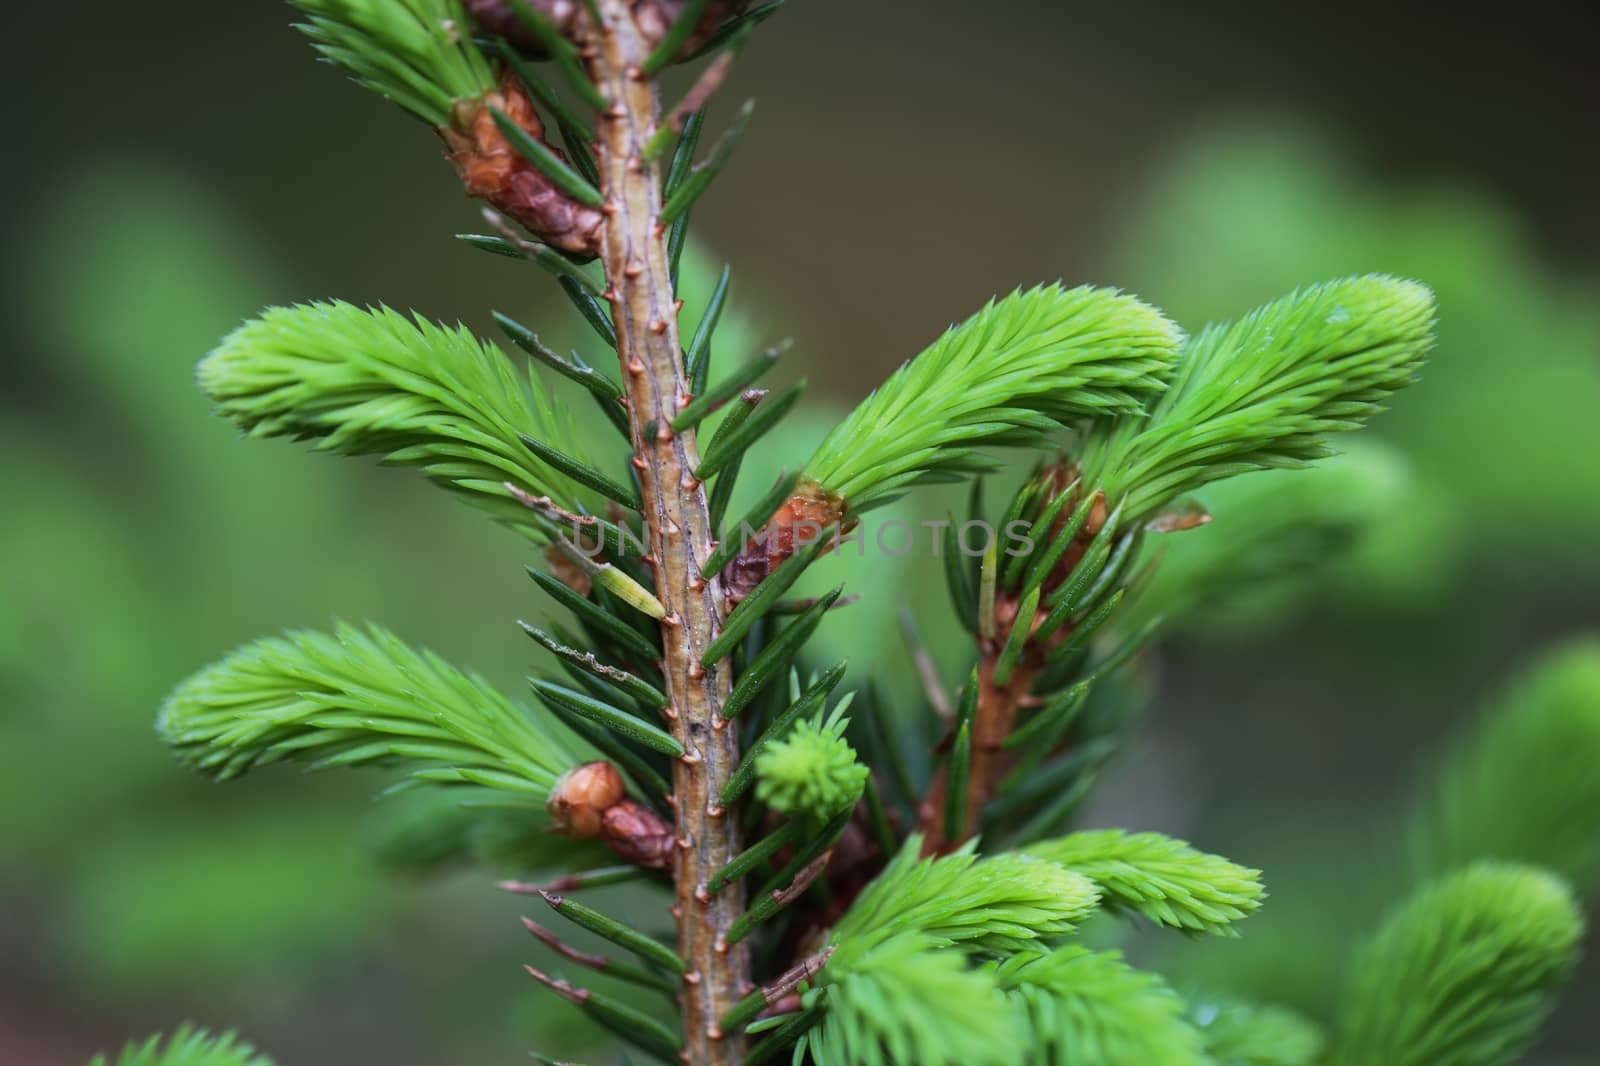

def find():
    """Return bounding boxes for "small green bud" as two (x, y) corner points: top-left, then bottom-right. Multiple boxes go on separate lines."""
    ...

(755, 702), (868, 823)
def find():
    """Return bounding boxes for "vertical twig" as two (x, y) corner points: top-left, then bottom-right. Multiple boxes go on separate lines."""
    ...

(585, 4), (749, 1062)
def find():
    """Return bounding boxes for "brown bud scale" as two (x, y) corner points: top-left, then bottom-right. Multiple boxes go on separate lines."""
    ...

(722, 480), (847, 604)
(600, 799), (676, 869)
(440, 73), (603, 256)
(547, 760), (627, 838)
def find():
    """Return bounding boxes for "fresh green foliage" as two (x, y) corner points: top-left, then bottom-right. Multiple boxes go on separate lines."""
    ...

(753, 699), (868, 823)
(90, 1027), (274, 1066)
(293, 0), (495, 125)
(133, 4), (1595, 1065)
(1080, 275), (1434, 523)
(1188, 998), (1325, 1066)
(805, 285), (1182, 509)
(1330, 863), (1583, 1066)
(1026, 829), (1265, 936)
(158, 623), (578, 798)
(829, 837), (1100, 960)
(1116, 119), (1600, 557)
(998, 947), (1209, 1066)
(200, 301), (594, 537)
(802, 934), (1018, 1066)
(1413, 637), (1600, 890)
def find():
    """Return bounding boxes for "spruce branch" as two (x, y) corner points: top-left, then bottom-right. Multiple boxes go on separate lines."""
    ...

(806, 284), (1182, 511)
(1081, 274), (1435, 524)
(1329, 862), (1583, 1066)
(585, 2), (751, 1059)
(158, 623), (580, 797)
(1025, 829), (1265, 937)
(90, 1027), (274, 1066)
(722, 285), (1180, 606)
(997, 947), (1209, 1066)
(926, 277), (1434, 855)
(139, 5), (1590, 1066)
(200, 301), (598, 538)
(828, 836), (1100, 961)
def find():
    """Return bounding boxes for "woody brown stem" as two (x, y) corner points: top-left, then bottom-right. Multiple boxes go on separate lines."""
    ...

(918, 650), (1040, 853)
(919, 487), (1107, 852)
(586, 4), (748, 1063)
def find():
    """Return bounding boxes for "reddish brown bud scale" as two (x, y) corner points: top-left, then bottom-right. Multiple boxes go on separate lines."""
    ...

(440, 73), (603, 256)
(600, 799), (676, 868)
(548, 760), (675, 869)
(548, 760), (627, 838)
(721, 480), (847, 604)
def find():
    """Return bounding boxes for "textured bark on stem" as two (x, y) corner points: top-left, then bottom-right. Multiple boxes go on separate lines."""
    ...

(919, 491), (1107, 852)
(586, 4), (749, 1062)
(919, 653), (1040, 853)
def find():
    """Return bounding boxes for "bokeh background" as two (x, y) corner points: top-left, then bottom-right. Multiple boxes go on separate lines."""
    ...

(3, 1), (1598, 1063)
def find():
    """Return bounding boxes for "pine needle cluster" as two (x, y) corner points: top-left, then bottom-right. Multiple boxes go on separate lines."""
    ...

(805, 284), (1182, 512)
(1080, 275), (1434, 524)
(294, 0), (496, 125)
(157, 622), (579, 799)
(200, 301), (596, 537)
(90, 1027), (275, 1066)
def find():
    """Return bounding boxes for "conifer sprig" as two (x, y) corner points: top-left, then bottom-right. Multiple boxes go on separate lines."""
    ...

(805, 285), (1182, 511)
(753, 699), (869, 824)
(1081, 275), (1434, 523)
(998, 947), (1209, 1066)
(158, 623), (580, 798)
(1188, 999), (1326, 1066)
(90, 1028), (275, 1066)
(293, 0), (496, 125)
(1330, 862), (1583, 1066)
(829, 837), (1100, 960)
(200, 301), (596, 537)
(801, 934), (1018, 1066)
(139, 5), (1598, 1066)
(1026, 829), (1265, 936)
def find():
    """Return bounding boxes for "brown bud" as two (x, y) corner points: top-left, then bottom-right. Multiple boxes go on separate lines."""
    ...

(722, 480), (846, 604)
(547, 760), (627, 838)
(599, 799), (675, 869)
(440, 72), (603, 257)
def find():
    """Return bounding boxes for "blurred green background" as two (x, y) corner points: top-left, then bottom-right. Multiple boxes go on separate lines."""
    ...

(3, 1), (1597, 1063)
